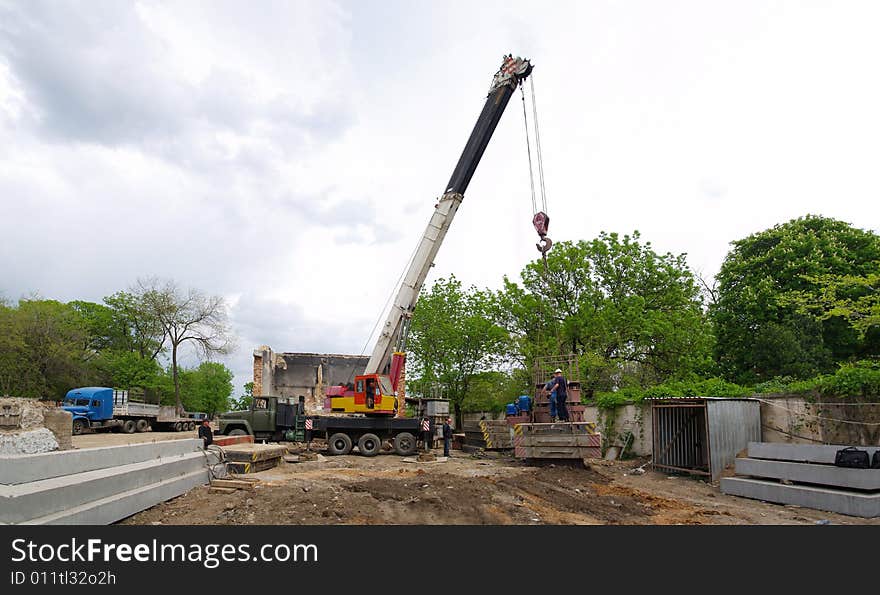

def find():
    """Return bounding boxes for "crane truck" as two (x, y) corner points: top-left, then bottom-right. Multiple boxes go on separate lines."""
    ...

(218, 54), (536, 456)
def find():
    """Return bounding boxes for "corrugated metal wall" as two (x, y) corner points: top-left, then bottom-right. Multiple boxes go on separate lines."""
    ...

(706, 400), (761, 481)
(652, 402), (710, 477)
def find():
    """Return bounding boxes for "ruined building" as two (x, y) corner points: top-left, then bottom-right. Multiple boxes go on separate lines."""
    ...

(252, 346), (369, 414)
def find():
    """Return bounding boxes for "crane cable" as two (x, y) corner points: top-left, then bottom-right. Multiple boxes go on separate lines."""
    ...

(520, 78), (552, 274)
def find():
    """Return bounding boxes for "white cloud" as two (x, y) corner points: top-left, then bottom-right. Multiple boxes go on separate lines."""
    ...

(2, 0), (879, 394)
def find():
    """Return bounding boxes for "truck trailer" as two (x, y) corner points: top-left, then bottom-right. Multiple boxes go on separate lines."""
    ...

(63, 387), (196, 435)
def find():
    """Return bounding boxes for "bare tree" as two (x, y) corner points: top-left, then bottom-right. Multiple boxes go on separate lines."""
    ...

(134, 278), (235, 412)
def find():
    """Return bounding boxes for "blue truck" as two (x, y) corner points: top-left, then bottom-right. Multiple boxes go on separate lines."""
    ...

(62, 387), (195, 435)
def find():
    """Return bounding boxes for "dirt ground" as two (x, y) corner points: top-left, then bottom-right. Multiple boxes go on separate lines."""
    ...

(120, 446), (880, 526)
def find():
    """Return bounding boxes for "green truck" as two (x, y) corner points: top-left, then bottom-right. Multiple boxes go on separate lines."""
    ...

(217, 395), (427, 457)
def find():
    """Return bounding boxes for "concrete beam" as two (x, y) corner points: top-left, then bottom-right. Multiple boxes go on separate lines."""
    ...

(0, 452), (207, 524)
(1, 439), (202, 485)
(22, 470), (209, 525)
(720, 477), (880, 518)
(747, 442), (880, 464)
(735, 458), (880, 491)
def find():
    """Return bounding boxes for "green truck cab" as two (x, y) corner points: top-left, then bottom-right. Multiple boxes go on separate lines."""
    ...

(217, 396), (306, 442)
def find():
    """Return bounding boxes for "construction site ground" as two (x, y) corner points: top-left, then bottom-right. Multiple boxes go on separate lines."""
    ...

(112, 440), (880, 526)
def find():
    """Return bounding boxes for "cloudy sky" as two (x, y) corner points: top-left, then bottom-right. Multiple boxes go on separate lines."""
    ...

(2, 1), (878, 393)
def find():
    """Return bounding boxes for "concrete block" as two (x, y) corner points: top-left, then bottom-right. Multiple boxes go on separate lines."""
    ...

(735, 458), (880, 491)
(748, 442), (880, 464)
(720, 477), (880, 518)
(42, 409), (73, 450)
(22, 469), (209, 525)
(0, 452), (207, 524)
(0, 438), (203, 485)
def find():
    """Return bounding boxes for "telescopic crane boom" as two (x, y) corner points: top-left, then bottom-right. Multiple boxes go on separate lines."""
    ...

(365, 55), (534, 377)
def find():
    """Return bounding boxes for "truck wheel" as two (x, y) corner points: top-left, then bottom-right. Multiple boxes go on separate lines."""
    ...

(228, 429), (247, 436)
(173, 422), (183, 432)
(122, 419), (136, 434)
(327, 433), (353, 456)
(393, 432), (417, 456)
(72, 419), (85, 436)
(135, 419), (149, 433)
(357, 433), (382, 457)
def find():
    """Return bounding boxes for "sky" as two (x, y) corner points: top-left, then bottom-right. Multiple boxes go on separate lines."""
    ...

(1, 0), (878, 394)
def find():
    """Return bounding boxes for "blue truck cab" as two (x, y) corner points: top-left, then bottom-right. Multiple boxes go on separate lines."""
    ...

(63, 387), (114, 433)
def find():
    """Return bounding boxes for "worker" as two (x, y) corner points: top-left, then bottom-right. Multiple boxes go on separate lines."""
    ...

(545, 379), (557, 422)
(442, 416), (453, 457)
(365, 378), (376, 409)
(198, 419), (213, 448)
(548, 369), (569, 422)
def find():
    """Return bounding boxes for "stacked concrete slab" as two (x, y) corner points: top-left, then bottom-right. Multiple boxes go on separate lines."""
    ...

(462, 420), (513, 450)
(721, 442), (880, 518)
(223, 443), (287, 474)
(514, 422), (601, 459)
(0, 439), (209, 525)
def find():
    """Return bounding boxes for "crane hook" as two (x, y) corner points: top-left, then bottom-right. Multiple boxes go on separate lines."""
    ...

(536, 236), (552, 254)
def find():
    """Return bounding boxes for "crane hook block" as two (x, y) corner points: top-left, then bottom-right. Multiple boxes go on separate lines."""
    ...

(532, 211), (550, 237)
(536, 236), (553, 254)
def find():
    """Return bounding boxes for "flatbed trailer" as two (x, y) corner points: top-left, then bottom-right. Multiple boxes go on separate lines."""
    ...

(309, 415), (431, 457)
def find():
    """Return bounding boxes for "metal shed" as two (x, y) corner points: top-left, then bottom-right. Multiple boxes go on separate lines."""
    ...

(650, 398), (761, 482)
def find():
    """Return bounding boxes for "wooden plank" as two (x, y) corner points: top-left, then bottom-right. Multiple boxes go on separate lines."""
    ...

(210, 479), (255, 490)
(209, 487), (238, 494)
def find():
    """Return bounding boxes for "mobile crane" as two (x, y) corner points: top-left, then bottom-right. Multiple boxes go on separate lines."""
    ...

(220, 54), (539, 456)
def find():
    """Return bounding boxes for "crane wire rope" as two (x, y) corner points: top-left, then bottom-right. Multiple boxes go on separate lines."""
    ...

(347, 233), (423, 386)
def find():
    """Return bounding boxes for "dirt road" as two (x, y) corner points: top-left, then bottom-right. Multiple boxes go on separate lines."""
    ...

(121, 449), (880, 526)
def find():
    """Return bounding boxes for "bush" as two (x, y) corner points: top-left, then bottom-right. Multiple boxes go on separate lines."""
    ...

(593, 377), (749, 409)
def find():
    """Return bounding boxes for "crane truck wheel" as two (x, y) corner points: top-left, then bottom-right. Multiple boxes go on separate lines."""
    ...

(393, 432), (418, 456)
(122, 419), (137, 434)
(72, 419), (85, 436)
(327, 432), (353, 456)
(357, 433), (382, 457)
(135, 419), (149, 433)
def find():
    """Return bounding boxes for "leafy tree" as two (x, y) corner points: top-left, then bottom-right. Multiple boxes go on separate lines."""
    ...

(496, 232), (713, 397)
(408, 276), (510, 426)
(783, 269), (880, 339)
(185, 362), (234, 417)
(134, 278), (235, 412)
(713, 215), (880, 384)
(229, 381), (254, 412)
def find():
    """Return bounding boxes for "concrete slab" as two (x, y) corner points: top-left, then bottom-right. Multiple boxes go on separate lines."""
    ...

(22, 469), (209, 525)
(720, 477), (880, 518)
(735, 458), (880, 491)
(222, 443), (289, 462)
(0, 451), (206, 524)
(0, 439), (203, 485)
(747, 442), (880, 465)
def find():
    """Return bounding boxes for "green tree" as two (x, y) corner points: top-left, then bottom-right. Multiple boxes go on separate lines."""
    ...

(135, 278), (235, 412)
(408, 276), (510, 426)
(496, 232), (713, 397)
(230, 381), (254, 411)
(713, 215), (880, 384)
(185, 362), (234, 417)
(783, 269), (880, 339)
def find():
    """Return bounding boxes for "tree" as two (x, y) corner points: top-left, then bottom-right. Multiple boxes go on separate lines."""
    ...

(783, 268), (880, 339)
(408, 276), (510, 426)
(134, 278), (235, 412)
(179, 362), (235, 417)
(230, 381), (254, 411)
(712, 215), (880, 384)
(496, 232), (714, 396)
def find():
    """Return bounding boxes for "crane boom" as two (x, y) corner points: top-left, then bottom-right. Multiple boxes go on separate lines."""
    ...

(365, 55), (533, 375)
